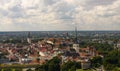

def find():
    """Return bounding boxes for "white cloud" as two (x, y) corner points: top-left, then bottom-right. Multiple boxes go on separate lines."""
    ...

(0, 0), (120, 31)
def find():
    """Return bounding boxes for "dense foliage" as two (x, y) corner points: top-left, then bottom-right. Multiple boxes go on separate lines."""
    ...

(35, 57), (81, 71)
(103, 50), (120, 70)
(88, 43), (114, 53)
(90, 56), (103, 68)
(35, 57), (61, 71)
(61, 61), (81, 71)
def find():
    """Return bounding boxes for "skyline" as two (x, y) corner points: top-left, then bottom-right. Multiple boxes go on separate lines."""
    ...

(0, 0), (120, 31)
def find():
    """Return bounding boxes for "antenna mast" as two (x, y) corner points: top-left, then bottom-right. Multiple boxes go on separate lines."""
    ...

(75, 24), (78, 43)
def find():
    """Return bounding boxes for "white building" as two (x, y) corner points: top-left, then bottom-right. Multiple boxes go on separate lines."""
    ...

(73, 44), (79, 53)
(116, 43), (120, 49)
(27, 38), (31, 44)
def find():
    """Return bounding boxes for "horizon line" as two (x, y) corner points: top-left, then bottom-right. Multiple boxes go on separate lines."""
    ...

(0, 30), (120, 32)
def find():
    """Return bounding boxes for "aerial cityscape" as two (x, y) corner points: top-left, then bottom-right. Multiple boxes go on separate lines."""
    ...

(0, 31), (120, 71)
(0, 0), (120, 71)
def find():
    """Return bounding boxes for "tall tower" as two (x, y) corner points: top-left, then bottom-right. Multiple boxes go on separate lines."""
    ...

(27, 32), (32, 44)
(75, 26), (78, 43)
(73, 25), (79, 53)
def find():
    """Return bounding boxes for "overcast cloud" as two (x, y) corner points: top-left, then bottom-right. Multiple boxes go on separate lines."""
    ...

(0, 0), (120, 31)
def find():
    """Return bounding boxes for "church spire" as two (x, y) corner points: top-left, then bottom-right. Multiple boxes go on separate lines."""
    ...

(28, 32), (31, 38)
(75, 25), (78, 43)
(27, 32), (31, 44)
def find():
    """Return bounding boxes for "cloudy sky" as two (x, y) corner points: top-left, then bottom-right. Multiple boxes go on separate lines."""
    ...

(0, 0), (120, 31)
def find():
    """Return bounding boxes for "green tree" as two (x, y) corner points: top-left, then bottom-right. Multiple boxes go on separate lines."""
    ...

(48, 61), (59, 71)
(91, 56), (103, 68)
(87, 43), (114, 54)
(69, 65), (76, 71)
(48, 57), (60, 71)
(103, 50), (120, 70)
(61, 61), (81, 71)
(35, 64), (47, 71)
(35, 57), (61, 71)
